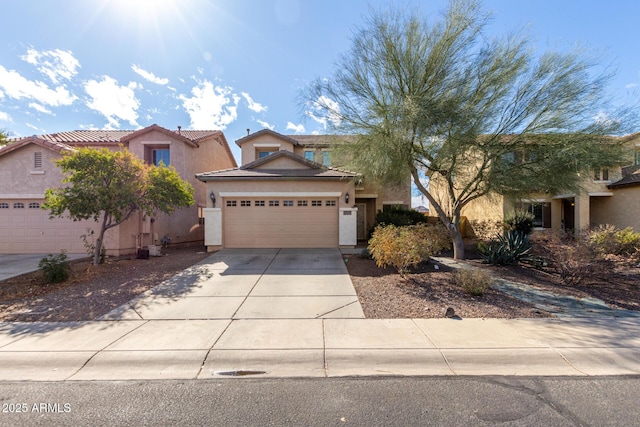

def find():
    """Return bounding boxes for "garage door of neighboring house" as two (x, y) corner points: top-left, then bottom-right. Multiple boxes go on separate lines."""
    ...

(0, 200), (93, 254)
(223, 197), (339, 248)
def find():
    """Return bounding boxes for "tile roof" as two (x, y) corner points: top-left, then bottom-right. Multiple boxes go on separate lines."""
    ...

(8, 124), (221, 146)
(608, 165), (640, 188)
(196, 150), (358, 181)
(0, 136), (76, 157)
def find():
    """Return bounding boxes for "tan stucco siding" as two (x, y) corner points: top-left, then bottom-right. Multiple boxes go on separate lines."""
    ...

(240, 135), (295, 164)
(590, 188), (640, 231)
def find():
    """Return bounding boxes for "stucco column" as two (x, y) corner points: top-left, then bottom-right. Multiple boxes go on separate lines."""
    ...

(203, 208), (222, 248)
(551, 199), (563, 231)
(339, 207), (358, 247)
(574, 192), (590, 231)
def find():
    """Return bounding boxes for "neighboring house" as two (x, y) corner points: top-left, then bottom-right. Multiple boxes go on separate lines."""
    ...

(449, 133), (640, 235)
(196, 129), (411, 250)
(0, 124), (236, 255)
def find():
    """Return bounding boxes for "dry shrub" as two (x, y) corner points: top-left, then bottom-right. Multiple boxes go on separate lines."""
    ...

(452, 268), (491, 296)
(530, 232), (603, 286)
(368, 223), (451, 275)
(469, 219), (503, 240)
(586, 224), (640, 258)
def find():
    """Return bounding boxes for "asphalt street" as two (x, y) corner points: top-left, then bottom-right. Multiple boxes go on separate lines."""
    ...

(0, 377), (639, 426)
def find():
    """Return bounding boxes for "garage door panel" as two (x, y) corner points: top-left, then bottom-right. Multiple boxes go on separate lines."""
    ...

(223, 198), (338, 248)
(0, 201), (98, 254)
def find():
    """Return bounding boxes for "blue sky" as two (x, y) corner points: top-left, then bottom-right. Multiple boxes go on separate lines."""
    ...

(2, 0), (639, 203)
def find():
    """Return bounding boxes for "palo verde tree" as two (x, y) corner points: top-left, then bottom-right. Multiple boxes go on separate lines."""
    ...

(44, 147), (195, 265)
(301, 0), (637, 259)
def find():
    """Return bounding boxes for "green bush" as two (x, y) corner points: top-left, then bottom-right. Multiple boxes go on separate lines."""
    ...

(38, 252), (71, 283)
(375, 206), (428, 227)
(586, 224), (640, 256)
(452, 268), (492, 296)
(504, 210), (535, 236)
(368, 223), (451, 275)
(479, 230), (532, 265)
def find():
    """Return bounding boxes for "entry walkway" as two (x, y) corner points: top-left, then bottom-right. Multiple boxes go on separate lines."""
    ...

(101, 248), (364, 320)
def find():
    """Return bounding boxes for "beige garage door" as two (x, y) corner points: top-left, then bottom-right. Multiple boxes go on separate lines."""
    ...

(223, 197), (339, 248)
(0, 200), (95, 254)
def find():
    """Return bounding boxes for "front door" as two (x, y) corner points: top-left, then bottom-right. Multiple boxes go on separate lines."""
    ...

(356, 202), (366, 240)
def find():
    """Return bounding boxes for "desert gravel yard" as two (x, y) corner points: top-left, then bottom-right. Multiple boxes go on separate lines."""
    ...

(0, 244), (638, 322)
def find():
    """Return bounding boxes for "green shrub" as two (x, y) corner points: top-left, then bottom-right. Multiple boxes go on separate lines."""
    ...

(479, 230), (532, 265)
(368, 223), (451, 275)
(452, 268), (492, 296)
(375, 206), (428, 227)
(586, 224), (640, 256)
(504, 210), (535, 236)
(38, 252), (71, 283)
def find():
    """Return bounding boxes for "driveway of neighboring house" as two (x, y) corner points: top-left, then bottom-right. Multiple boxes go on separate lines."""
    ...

(0, 254), (87, 282)
(101, 248), (365, 320)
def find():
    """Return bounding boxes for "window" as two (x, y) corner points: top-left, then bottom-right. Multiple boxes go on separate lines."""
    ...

(226, 200), (237, 207)
(29, 202), (40, 209)
(13, 202), (25, 209)
(311, 200), (322, 207)
(255, 200), (265, 207)
(240, 200), (251, 207)
(304, 151), (315, 161)
(522, 201), (551, 229)
(152, 148), (170, 166)
(322, 151), (331, 166)
(0, 203), (8, 209)
(283, 200), (294, 207)
(269, 200), (280, 207)
(258, 151), (275, 158)
(325, 200), (336, 207)
(635, 150), (640, 166)
(34, 152), (42, 169)
(297, 200), (308, 207)
(594, 168), (609, 181)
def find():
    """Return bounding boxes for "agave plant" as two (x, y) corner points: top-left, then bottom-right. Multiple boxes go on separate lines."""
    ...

(480, 230), (532, 265)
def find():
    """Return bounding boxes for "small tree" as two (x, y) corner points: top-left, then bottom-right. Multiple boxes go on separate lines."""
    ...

(0, 129), (9, 147)
(44, 147), (194, 265)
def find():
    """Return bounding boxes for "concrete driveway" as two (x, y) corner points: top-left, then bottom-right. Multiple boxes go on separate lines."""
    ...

(0, 253), (87, 281)
(101, 248), (365, 320)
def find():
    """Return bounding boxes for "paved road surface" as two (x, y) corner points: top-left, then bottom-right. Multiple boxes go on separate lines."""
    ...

(0, 377), (638, 426)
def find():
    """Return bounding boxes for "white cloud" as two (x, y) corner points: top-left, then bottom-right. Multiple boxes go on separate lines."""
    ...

(21, 48), (80, 84)
(131, 65), (169, 85)
(306, 95), (341, 128)
(0, 66), (77, 106)
(0, 111), (11, 122)
(28, 102), (54, 115)
(625, 83), (638, 89)
(256, 119), (275, 130)
(286, 122), (305, 133)
(84, 76), (141, 128)
(179, 80), (240, 129)
(241, 92), (268, 113)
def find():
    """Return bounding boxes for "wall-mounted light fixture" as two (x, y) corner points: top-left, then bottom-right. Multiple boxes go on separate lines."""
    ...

(345, 192), (350, 204)
(209, 191), (216, 208)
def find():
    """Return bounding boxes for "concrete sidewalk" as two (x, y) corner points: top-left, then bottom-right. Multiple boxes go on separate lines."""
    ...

(0, 248), (638, 381)
(0, 317), (638, 380)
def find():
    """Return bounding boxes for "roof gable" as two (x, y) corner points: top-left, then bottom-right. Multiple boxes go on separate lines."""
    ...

(120, 124), (199, 147)
(235, 129), (301, 147)
(0, 136), (75, 159)
(241, 150), (322, 171)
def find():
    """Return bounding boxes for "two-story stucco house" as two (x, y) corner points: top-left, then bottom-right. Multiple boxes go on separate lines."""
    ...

(0, 124), (236, 255)
(451, 133), (640, 235)
(196, 129), (411, 250)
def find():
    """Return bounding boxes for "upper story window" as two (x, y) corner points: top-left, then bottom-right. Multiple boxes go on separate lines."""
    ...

(34, 152), (43, 169)
(593, 168), (609, 181)
(304, 151), (315, 162)
(322, 151), (331, 167)
(152, 148), (170, 166)
(257, 150), (276, 159)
